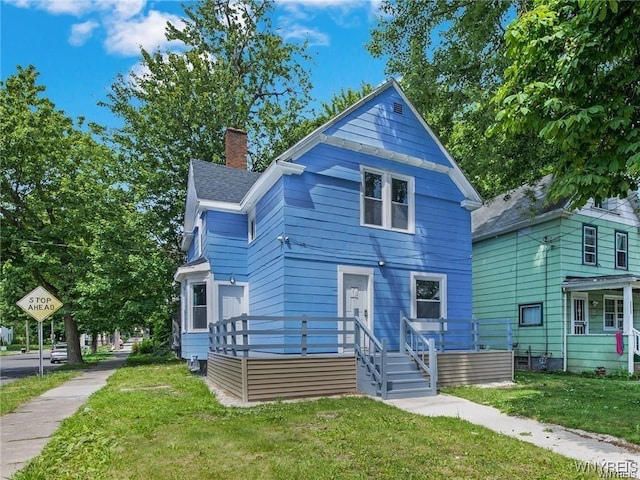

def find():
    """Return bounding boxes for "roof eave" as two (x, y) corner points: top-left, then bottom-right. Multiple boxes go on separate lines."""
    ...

(473, 209), (570, 242)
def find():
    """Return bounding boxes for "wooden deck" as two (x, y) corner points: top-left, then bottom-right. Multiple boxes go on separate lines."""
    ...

(206, 315), (514, 401)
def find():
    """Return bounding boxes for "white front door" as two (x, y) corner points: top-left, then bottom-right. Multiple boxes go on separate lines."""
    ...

(218, 284), (247, 344)
(338, 267), (373, 352)
(343, 274), (370, 327)
(571, 293), (589, 335)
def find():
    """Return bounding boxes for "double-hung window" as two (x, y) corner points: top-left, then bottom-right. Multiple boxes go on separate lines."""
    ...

(603, 296), (624, 331)
(362, 168), (414, 232)
(615, 231), (628, 269)
(583, 225), (597, 265)
(191, 283), (208, 330)
(411, 272), (447, 330)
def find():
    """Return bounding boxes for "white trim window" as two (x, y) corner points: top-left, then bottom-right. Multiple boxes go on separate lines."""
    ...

(361, 167), (414, 233)
(615, 231), (628, 269)
(411, 272), (447, 330)
(583, 225), (597, 265)
(603, 296), (624, 331)
(190, 282), (209, 331)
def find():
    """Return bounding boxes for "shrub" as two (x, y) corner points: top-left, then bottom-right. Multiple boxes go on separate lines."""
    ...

(139, 338), (154, 354)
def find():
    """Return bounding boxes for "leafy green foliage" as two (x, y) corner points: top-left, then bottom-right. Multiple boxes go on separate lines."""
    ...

(369, 0), (554, 199)
(15, 363), (601, 479)
(103, 0), (313, 265)
(493, 0), (640, 208)
(1, 66), (171, 362)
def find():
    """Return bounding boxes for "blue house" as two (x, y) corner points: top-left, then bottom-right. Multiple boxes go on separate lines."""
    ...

(175, 80), (512, 400)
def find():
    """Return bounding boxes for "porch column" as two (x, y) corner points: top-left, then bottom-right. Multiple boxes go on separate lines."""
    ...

(623, 285), (633, 374)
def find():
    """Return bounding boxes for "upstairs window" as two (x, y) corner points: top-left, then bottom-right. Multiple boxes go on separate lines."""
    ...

(583, 225), (597, 265)
(361, 167), (414, 232)
(615, 231), (628, 269)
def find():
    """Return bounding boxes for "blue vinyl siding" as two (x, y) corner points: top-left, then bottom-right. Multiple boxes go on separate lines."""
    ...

(248, 178), (286, 316)
(181, 332), (209, 360)
(325, 89), (451, 168)
(205, 211), (248, 282)
(277, 139), (473, 350)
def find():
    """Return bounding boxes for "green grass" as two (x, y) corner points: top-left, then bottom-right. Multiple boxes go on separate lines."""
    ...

(443, 372), (640, 445)
(0, 350), (115, 415)
(0, 371), (81, 415)
(14, 361), (602, 480)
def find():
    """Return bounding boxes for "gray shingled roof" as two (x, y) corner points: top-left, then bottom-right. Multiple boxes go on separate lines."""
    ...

(191, 158), (261, 203)
(472, 175), (569, 240)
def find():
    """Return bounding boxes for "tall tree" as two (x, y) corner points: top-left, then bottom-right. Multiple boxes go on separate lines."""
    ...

(492, 0), (640, 208)
(369, 0), (554, 198)
(1, 66), (167, 361)
(103, 0), (313, 262)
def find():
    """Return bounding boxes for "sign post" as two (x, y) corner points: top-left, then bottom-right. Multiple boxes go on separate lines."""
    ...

(17, 286), (63, 377)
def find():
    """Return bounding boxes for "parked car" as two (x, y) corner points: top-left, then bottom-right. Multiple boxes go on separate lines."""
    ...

(50, 343), (67, 363)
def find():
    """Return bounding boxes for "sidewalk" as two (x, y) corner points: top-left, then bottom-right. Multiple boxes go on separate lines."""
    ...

(385, 394), (640, 478)
(0, 347), (129, 479)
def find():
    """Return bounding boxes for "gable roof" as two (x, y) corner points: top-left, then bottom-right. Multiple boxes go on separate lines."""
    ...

(472, 175), (570, 241)
(272, 79), (482, 209)
(184, 79), (484, 239)
(191, 158), (261, 203)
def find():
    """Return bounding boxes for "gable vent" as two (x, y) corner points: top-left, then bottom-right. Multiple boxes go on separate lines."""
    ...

(393, 102), (404, 115)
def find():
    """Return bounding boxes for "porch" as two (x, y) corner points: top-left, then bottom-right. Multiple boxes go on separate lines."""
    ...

(207, 314), (513, 402)
(562, 274), (640, 375)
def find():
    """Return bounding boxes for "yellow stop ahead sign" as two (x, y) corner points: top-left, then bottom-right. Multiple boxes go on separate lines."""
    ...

(17, 286), (63, 322)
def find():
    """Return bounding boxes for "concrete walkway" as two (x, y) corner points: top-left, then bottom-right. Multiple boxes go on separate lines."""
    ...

(385, 394), (640, 478)
(0, 347), (129, 479)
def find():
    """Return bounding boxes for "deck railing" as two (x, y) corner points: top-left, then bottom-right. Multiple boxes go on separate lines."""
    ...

(400, 313), (437, 395)
(210, 315), (355, 357)
(353, 316), (387, 399)
(404, 317), (513, 352)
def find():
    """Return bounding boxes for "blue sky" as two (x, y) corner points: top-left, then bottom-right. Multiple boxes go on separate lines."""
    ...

(1, 0), (390, 128)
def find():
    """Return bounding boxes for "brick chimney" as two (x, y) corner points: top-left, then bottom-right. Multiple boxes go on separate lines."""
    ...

(225, 128), (248, 170)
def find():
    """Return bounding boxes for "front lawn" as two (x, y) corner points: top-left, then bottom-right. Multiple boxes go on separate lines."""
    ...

(14, 361), (602, 479)
(443, 372), (640, 445)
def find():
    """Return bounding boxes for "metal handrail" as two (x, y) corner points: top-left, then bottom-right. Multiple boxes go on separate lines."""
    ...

(353, 316), (387, 399)
(400, 313), (436, 395)
(406, 317), (513, 352)
(209, 315), (355, 357)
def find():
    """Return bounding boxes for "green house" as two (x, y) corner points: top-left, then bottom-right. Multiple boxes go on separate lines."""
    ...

(472, 176), (640, 375)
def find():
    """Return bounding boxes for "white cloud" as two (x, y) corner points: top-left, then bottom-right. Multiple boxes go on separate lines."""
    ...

(69, 20), (99, 46)
(7, 0), (184, 57)
(281, 24), (329, 46)
(105, 10), (185, 56)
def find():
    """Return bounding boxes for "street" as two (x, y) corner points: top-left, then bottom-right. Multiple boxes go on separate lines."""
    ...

(0, 351), (63, 386)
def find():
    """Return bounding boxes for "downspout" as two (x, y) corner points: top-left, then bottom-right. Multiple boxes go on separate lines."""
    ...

(562, 289), (567, 372)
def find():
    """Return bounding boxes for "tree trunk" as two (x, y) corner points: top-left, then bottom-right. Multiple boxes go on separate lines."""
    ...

(91, 332), (98, 354)
(64, 312), (83, 364)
